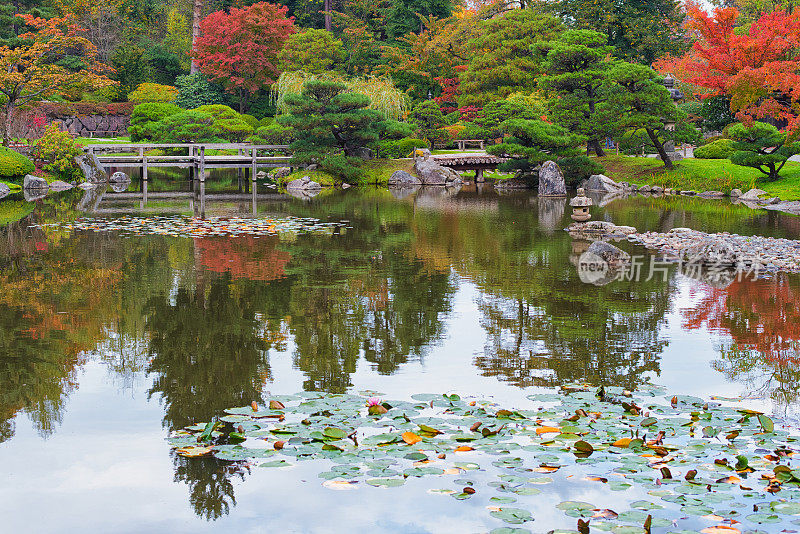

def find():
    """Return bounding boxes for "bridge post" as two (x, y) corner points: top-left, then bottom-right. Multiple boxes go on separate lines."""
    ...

(475, 168), (484, 183)
(199, 146), (206, 182)
(251, 148), (257, 182)
(142, 155), (148, 183)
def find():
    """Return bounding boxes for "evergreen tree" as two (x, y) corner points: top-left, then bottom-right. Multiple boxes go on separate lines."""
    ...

(539, 29), (613, 157)
(278, 80), (384, 182)
(387, 0), (453, 39)
(728, 122), (800, 181)
(607, 62), (686, 169)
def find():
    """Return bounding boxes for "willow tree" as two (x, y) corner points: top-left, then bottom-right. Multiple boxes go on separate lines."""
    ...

(272, 70), (408, 120)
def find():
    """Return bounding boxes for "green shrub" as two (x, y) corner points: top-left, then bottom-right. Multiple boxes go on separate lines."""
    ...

(558, 156), (605, 185)
(241, 114), (260, 129)
(247, 123), (294, 144)
(0, 147), (35, 182)
(158, 110), (223, 143)
(694, 138), (734, 159)
(214, 117), (254, 142)
(258, 117), (275, 128)
(194, 104), (240, 120)
(129, 102), (182, 141)
(32, 124), (82, 180)
(379, 137), (428, 158)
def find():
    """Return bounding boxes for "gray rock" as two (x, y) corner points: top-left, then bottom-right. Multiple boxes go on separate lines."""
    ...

(110, 181), (131, 193)
(587, 240), (632, 268)
(341, 183), (351, 189)
(585, 174), (623, 193)
(109, 171), (131, 183)
(764, 200), (800, 215)
(739, 188), (768, 201)
(286, 176), (322, 191)
(651, 185), (664, 194)
(306, 163), (319, 171)
(48, 180), (74, 191)
(680, 190), (697, 196)
(352, 147), (374, 160)
(537, 197), (567, 234)
(77, 182), (96, 190)
(538, 160), (566, 197)
(273, 167), (292, 181)
(656, 151), (683, 162)
(75, 153), (108, 183)
(23, 174), (48, 190)
(389, 185), (420, 200)
(413, 155), (462, 185)
(682, 237), (739, 266)
(699, 190), (725, 198)
(730, 188), (743, 198)
(0, 182), (9, 199)
(638, 185), (651, 192)
(765, 196), (781, 205)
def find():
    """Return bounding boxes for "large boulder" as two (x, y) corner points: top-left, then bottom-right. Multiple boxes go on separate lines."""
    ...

(23, 174), (48, 190)
(682, 237), (740, 266)
(585, 174), (623, 193)
(586, 240), (632, 268)
(49, 180), (74, 192)
(413, 155), (462, 185)
(286, 176), (322, 191)
(764, 200), (800, 215)
(538, 160), (566, 197)
(109, 171), (131, 183)
(387, 170), (422, 186)
(0, 182), (10, 199)
(74, 153), (108, 183)
(352, 147), (374, 161)
(730, 188), (743, 198)
(273, 167), (292, 181)
(24, 188), (47, 202)
(739, 188), (768, 201)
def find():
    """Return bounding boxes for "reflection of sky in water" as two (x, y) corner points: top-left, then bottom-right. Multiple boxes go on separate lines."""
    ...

(1, 189), (800, 532)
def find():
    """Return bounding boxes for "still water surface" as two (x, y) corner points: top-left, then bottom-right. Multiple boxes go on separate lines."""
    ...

(1, 180), (799, 532)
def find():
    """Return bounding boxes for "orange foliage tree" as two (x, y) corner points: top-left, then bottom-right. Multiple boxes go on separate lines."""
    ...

(0, 15), (113, 145)
(656, 3), (800, 131)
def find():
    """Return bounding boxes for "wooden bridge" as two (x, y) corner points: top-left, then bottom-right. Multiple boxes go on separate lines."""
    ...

(431, 154), (507, 182)
(84, 143), (292, 182)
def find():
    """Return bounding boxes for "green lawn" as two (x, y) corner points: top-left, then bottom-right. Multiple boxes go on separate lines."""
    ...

(279, 159), (415, 186)
(598, 155), (800, 200)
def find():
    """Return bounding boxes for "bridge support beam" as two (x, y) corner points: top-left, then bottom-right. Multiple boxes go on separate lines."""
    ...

(475, 168), (484, 183)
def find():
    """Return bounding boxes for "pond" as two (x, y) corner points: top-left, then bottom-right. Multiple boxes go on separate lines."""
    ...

(1, 180), (799, 533)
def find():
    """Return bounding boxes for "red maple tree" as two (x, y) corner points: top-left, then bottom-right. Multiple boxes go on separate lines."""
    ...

(193, 2), (295, 111)
(656, 3), (800, 130)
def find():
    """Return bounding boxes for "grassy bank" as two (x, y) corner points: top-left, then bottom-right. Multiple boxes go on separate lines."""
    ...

(598, 155), (800, 200)
(0, 181), (22, 193)
(278, 159), (415, 186)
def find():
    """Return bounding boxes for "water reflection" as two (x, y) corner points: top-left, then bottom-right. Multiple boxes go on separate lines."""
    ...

(683, 276), (800, 409)
(1, 187), (800, 522)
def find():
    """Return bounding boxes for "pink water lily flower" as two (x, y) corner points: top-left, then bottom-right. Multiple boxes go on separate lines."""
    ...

(366, 397), (382, 407)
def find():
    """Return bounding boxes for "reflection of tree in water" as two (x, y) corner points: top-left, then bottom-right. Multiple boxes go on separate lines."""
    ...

(172, 455), (247, 521)
(683, 275), (800, 409)
(474, 274), (671, 389)
(280, 200), (455, 392)
(145, 273), (286, 520)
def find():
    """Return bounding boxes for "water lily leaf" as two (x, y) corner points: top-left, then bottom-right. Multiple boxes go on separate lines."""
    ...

(489, 507), (533, 524)
(557, 501), (595, 511)
(574, 440), (594, 453)
(323, 427), (347, 440)
(641, 417), (658, 427)
(419, 424), (441, 435)
(489, 529), (531, 534)
(366, 477), (405, 487)
(746, 512), (780, 524)
(758, 414), (774, 433)
(772, 501), (800, 514)
(259, 460), (292, 468)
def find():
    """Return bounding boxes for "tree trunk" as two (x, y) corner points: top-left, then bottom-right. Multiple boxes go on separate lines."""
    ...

(2, 104), (13, 147)
(646, 128), (674, 170)
(588, 138), (606, 157)
(324, 0), (331, 31)
(190, 0), (203, 75)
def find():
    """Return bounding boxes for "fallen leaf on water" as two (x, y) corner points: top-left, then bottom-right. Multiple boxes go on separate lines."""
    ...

(613, 438), (632, 448)
(322, 480), (359, 490)
(250, 401), (258, 411)
(533, 465), (560, 473)
(454, 446), (474, 452)
(591, 509), (618, 519)
(402, 432), (422, 445)
(269, 400), (285, 410)
(176, 446), (214, 458)
(717, 476), (741, 484)
(274, 441), (285, 450)
(700, 527), (741, 534)
(536, 426), (561, 434)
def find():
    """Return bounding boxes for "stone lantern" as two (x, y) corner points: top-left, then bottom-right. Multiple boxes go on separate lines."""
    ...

(569, 188), (593, 222)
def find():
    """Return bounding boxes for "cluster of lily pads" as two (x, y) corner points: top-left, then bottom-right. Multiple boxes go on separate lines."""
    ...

(168, 385), (800, 533)
(31, 215), (345, 239)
